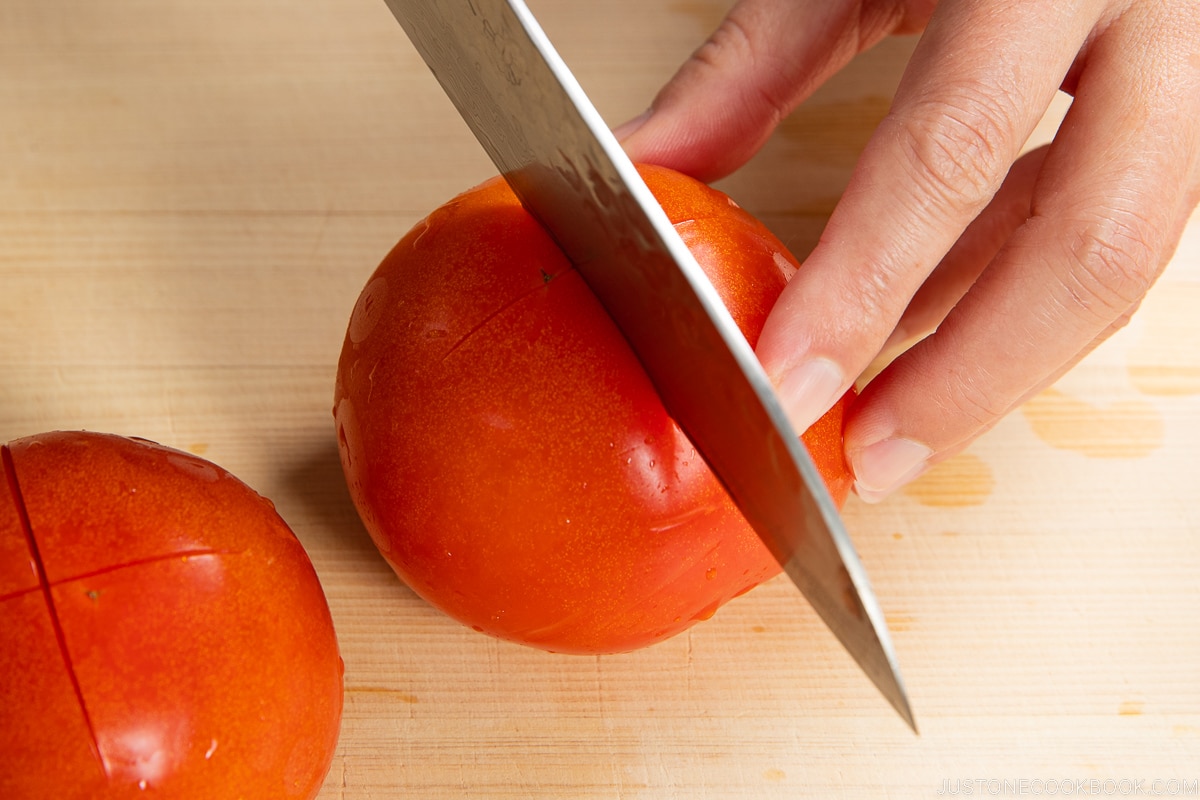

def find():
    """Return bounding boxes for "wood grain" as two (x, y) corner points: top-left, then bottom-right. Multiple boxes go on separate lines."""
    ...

(2, 1), (1198, 797)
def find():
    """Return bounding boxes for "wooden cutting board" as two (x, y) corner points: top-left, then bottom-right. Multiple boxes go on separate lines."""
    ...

(2, 1), (1198, 797)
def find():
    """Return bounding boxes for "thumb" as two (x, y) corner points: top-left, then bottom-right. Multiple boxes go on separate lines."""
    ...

(616, 0), (919, 182)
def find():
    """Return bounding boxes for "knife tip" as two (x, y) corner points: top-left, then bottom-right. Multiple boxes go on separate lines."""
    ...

(893, 692), (919, 735)
(869, 653), (918, 734)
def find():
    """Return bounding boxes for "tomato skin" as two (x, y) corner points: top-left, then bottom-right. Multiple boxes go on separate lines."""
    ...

(335, 164), (852, 654)
(0, 431), (343, 800)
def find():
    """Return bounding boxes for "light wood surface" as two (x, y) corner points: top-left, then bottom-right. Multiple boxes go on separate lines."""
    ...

(3, 1), (1198, 797)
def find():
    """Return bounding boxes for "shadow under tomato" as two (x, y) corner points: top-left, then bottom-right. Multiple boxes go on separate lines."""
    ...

(282, 438), (396, 579)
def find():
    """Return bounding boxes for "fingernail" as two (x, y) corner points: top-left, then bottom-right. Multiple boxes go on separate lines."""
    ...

(851, 437), (933, 504)
(775, 357), (845, 434)
(613, 109), (652, 142)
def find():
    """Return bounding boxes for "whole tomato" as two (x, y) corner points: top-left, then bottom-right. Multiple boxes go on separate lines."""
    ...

(0, 431), (343, 799)
(334, 164), (852, 654)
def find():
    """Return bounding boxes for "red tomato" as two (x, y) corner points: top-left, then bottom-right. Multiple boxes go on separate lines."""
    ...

(334, 164), (852, 654)
(0, 431), (343, 800)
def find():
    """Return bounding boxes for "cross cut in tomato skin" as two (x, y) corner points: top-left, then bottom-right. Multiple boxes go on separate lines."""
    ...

(335, 164), (853, 655)
(0, 431), (344, 800)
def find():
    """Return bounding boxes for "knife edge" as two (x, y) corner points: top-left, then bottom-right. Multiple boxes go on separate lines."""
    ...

(382, 0), (915, 732)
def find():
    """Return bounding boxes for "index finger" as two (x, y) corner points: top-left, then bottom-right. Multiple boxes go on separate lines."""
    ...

(756, 0), (1101, 434)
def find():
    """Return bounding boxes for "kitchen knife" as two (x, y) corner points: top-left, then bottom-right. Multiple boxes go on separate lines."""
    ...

(382, 0), (915, 731)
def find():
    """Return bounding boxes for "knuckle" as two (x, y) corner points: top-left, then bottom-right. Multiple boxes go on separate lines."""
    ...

(689, 15), (790, 125)
(890, 93), (1015, 218)
(690, 14), (753, 71)
(1058, 211), (1162, 323)
(937, 365), (1008, 430)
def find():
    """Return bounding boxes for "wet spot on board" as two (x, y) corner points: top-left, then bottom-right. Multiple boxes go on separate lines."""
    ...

(903, 452), (994, 507)
(349, 686), (419, 704)
(1118, 700), (1144, 716)
(1128, 283), (1200, 397)
(1021, 388), (1164, 459)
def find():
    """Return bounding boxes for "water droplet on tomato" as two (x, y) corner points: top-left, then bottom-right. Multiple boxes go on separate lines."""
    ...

(705, 567), (717, 580)
(411, 218), (433, 249)
(692, 601), (721, 622)
(349, 276), (388, 344)
(166, 454), (219, 483)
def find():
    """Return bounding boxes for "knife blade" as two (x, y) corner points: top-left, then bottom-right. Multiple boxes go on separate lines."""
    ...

(382, 0), (915, 731)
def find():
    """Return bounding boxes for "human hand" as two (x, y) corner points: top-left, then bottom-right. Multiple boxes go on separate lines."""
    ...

(618, 0), (1200, 502)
